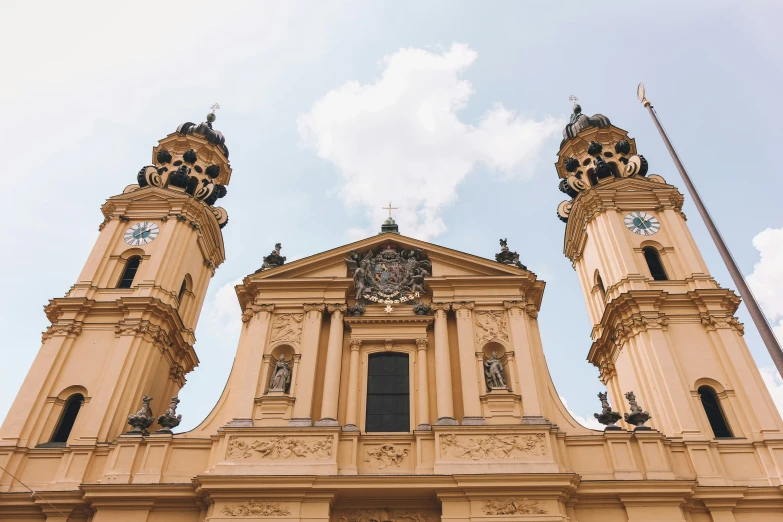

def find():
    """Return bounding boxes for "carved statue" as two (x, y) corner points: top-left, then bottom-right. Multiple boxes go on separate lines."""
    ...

(268, 355), (292, 393)
(156, 396), (182, 433)
(593, 392), (622, 429)
(127, 395), (154, 435)
(259, 243), (286, 271)
(494, 238), (527, 270)
(484, 351), (507, 390)
(623, 391), (652, 429)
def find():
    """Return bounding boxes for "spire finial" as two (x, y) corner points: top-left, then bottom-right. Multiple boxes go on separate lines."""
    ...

(207, 103), (220, 123)
(382, 201), (398, 219)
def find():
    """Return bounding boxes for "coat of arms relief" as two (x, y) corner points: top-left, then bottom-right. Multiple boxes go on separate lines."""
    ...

(345, 245), (431, 313)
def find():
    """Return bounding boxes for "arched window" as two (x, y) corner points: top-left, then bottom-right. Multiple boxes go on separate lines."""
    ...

(698, 386), (732, 438)
(178, 278), (188, 303)
(117, 256), (141, 288)
(366, 353), (409, 432)
(51, 394), (84, 443)
(643, 247), (668, 281)
(595, 271), (606, 298)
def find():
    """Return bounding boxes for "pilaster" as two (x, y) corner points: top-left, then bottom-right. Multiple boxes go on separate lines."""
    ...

(290, 304), (325, 426)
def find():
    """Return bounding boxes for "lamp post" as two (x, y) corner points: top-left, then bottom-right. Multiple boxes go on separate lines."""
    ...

(637, 83), (783, 377)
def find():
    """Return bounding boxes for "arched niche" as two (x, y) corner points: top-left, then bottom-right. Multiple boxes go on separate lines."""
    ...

(481, 341), (512, 392)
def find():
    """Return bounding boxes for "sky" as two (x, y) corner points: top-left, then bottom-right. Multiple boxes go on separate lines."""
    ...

(1, 0), (782, 432)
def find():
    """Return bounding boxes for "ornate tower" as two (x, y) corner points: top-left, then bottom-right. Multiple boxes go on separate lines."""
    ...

(555, 103), (783, 446)
(0, 113), (231, 451)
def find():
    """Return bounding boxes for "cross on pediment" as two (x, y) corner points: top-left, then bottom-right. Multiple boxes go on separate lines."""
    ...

(382, 202), (398, 219)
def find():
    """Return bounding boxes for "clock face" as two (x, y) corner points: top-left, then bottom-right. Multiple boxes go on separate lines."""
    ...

(124, 222), (160, 246)
(624, 212), (660, 235)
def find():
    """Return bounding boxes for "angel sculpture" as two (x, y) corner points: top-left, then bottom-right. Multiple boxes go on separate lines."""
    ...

(345, 250), (373, 301)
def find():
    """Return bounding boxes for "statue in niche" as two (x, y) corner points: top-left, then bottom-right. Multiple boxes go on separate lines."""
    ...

(268, 355), (292, 393)
(484, 351), (508, 390)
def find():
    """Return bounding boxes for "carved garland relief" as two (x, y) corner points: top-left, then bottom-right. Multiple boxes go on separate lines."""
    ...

(364, 444), (409, 469)
(481, 498), (547, 515)
(270, 313), (304, 345)
(222, 501), (291, 517)
(474, 310), (509, 345)
(226, 435), (333, 460)
(440, 433), (546, 460)
(336, 509), (428, 522)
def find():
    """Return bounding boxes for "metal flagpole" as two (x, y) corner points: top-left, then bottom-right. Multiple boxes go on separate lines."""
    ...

(637, 83), (783, 377)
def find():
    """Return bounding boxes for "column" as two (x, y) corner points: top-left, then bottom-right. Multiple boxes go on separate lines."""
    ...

(316, 304), (346, 426)
(432, 303), (457, 425)
(452, 301), (485, 425)
(289, 304), (325, 426)
(504, 301), (543, 419)
(344, 338), (362, 430)
(233, 305), (274, 423)
(415, 338), (431, 429)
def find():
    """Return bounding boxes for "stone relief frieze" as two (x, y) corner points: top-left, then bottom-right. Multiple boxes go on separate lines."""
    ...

(474, 311), (509, 345)
(222, 501), (291, 517)
(335, 509), (427, 522)
(364, 444), (409, 470)
(226, 435), (333, 460)
(440, 433), (546, 460)
(270, 313), (304, 345)
(481, 498), (547, 515)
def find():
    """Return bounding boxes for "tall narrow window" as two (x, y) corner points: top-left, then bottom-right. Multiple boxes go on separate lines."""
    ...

(698, 386), (732, 438)
(178, 278), (188, 303)
(643, 247), (668, 281)
(366, 353), (410, 432)
(51, 394), (84, 443)
(596, 271), (606, 299)
(117, 256), (141, 288)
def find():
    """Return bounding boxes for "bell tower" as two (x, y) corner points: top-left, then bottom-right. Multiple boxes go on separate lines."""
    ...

(0, 112), (231, 449)
(555, 102), (783, 444)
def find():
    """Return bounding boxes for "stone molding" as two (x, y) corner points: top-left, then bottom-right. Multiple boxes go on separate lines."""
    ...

(335, 509), (428, 522)
(481, 498), (547, 515)
(269, 313), (305, 345)
(226, 434), (333, 460)
(701, 314), (745, 335)
(240, 304), (274, 323)
(41, 323), (82, 342)
(222, 501), (290, 517)
(440, 433), (547, 460)
(474, 310), (509, 345)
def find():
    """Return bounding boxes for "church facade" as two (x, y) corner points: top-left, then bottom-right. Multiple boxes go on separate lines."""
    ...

(1, 106), (782, 522)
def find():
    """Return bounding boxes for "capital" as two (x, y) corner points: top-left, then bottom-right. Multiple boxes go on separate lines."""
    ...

(241, 304), (274, 323)
(350, 338), (362, 351)
(327, 303), (347, 316)
(303, 303), (326, 314)
(430, 302), (451, 315)
(503, 300), (527, 310)
(415, 338), (428, 351)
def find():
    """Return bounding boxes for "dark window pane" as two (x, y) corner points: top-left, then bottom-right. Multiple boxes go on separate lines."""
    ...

(51, 394), (83, 443)
(117, 257), (141, 288)
(366, 353), (409, 432)
(643, 248), (668, 281)
(699, 386), (732, 438)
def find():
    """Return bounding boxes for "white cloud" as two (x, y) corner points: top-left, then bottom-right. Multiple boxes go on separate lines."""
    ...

(208, 279), (244, 337)
(760, 367), (783, 416)
(298, 43), (561, 240)
(560, 395), (605, 431)
(746, 227), (783, 416)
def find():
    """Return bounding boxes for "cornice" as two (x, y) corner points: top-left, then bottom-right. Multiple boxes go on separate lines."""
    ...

(563, 177), (686, 262)
(588, 289), (745, 370)
(101, 187), (226, 270)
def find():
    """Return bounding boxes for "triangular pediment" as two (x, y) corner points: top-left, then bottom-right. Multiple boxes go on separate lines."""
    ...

(249, 233), (528, 280)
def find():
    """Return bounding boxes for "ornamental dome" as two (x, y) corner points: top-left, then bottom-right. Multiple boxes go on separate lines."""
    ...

(562, 104), (611, 143)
